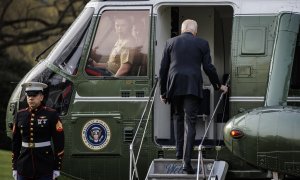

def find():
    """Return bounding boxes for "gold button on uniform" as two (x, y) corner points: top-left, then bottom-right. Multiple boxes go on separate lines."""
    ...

(30, 138), (33, 141)
(30, 128), (33, 131)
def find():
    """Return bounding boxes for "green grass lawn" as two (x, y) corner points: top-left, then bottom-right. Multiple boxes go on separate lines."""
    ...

(0, 149), (72, 180)
(0, 150), (13, 180)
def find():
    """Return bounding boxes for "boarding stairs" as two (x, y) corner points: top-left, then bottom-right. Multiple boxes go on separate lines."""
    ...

(129, 76), (230, 180)
(146, 158), (228, 180)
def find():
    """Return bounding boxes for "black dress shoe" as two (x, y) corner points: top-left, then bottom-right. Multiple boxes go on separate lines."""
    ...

(176, 152), (183, 160)
(176, 155), (183, 160)
(182, 164), (195, 174)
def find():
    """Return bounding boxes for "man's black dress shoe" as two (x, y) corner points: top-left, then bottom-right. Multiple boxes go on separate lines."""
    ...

(176, 155), (183, 160)
(176, 153), (183, 160)
(182, 164), (195, 174)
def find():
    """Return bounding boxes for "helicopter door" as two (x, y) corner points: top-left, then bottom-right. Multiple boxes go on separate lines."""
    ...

(71, 8), (152, 159)
(154, 5), (233, 146)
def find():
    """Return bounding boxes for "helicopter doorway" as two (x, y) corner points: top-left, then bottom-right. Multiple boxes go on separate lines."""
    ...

(154, 5), (233, 146)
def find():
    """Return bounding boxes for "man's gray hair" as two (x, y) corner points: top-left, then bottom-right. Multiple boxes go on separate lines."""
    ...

(181, 19), (198, 34)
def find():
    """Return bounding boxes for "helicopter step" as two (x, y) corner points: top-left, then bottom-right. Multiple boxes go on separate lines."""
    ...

(145, 158), (228, 180)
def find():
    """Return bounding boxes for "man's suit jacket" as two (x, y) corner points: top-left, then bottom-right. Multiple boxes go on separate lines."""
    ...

(159, 32), (221, 101)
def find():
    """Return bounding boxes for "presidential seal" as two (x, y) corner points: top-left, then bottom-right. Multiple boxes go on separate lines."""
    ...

(82, 119), (111, 150)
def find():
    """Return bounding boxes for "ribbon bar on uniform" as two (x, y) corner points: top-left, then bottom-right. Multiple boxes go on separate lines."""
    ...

(22, 141), (51, 148)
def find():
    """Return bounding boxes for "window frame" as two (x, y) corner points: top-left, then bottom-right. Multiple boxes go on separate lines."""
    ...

(84, 6), (153, 80)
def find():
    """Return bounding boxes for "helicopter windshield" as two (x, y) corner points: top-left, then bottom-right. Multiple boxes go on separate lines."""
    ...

(46, 7), (94, 75)
(18, 61), (73, 116)
(16, 8), (95, 115)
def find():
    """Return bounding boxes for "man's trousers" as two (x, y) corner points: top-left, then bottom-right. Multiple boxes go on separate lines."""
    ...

(172, 95), (201, 165)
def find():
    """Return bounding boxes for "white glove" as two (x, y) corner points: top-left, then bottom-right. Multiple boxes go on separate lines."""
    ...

(12, 170), (17, 180)
(53, 170), (60, 179)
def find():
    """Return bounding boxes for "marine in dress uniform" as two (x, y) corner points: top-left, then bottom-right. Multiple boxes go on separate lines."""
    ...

(12, 82), (64, 180)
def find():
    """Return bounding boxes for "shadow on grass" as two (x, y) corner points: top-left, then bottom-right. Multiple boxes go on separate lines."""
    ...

(0, 131), (12, 151)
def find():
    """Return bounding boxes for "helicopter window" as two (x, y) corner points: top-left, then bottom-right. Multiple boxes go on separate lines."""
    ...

(55, 28), (89, 75)
(290, 27), (300, 90)
(288, 24), (300, 106)
(85, 10), (149, 77)
(19, 65), (73, 116)
(241, 26), (266, 55)
(46, 7), (94, 75)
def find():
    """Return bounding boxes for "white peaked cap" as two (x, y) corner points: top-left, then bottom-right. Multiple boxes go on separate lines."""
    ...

(22, 82), (48, 92)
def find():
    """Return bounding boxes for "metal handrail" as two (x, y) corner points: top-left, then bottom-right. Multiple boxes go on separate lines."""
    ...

(196, 75), (230, 180)
(207, 161), (216, 179)
(129, 78), (158, 180)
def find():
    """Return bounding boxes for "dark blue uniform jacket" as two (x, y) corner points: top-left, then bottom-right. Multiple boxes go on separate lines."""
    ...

(12, 105), (64, 178)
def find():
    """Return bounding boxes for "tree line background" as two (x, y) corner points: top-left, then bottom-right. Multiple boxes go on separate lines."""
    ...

(0, 0), (89, 149)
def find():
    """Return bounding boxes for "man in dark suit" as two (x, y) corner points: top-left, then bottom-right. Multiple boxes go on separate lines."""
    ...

(159, 19), (228, 174)
(12, 82), (64, 180)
